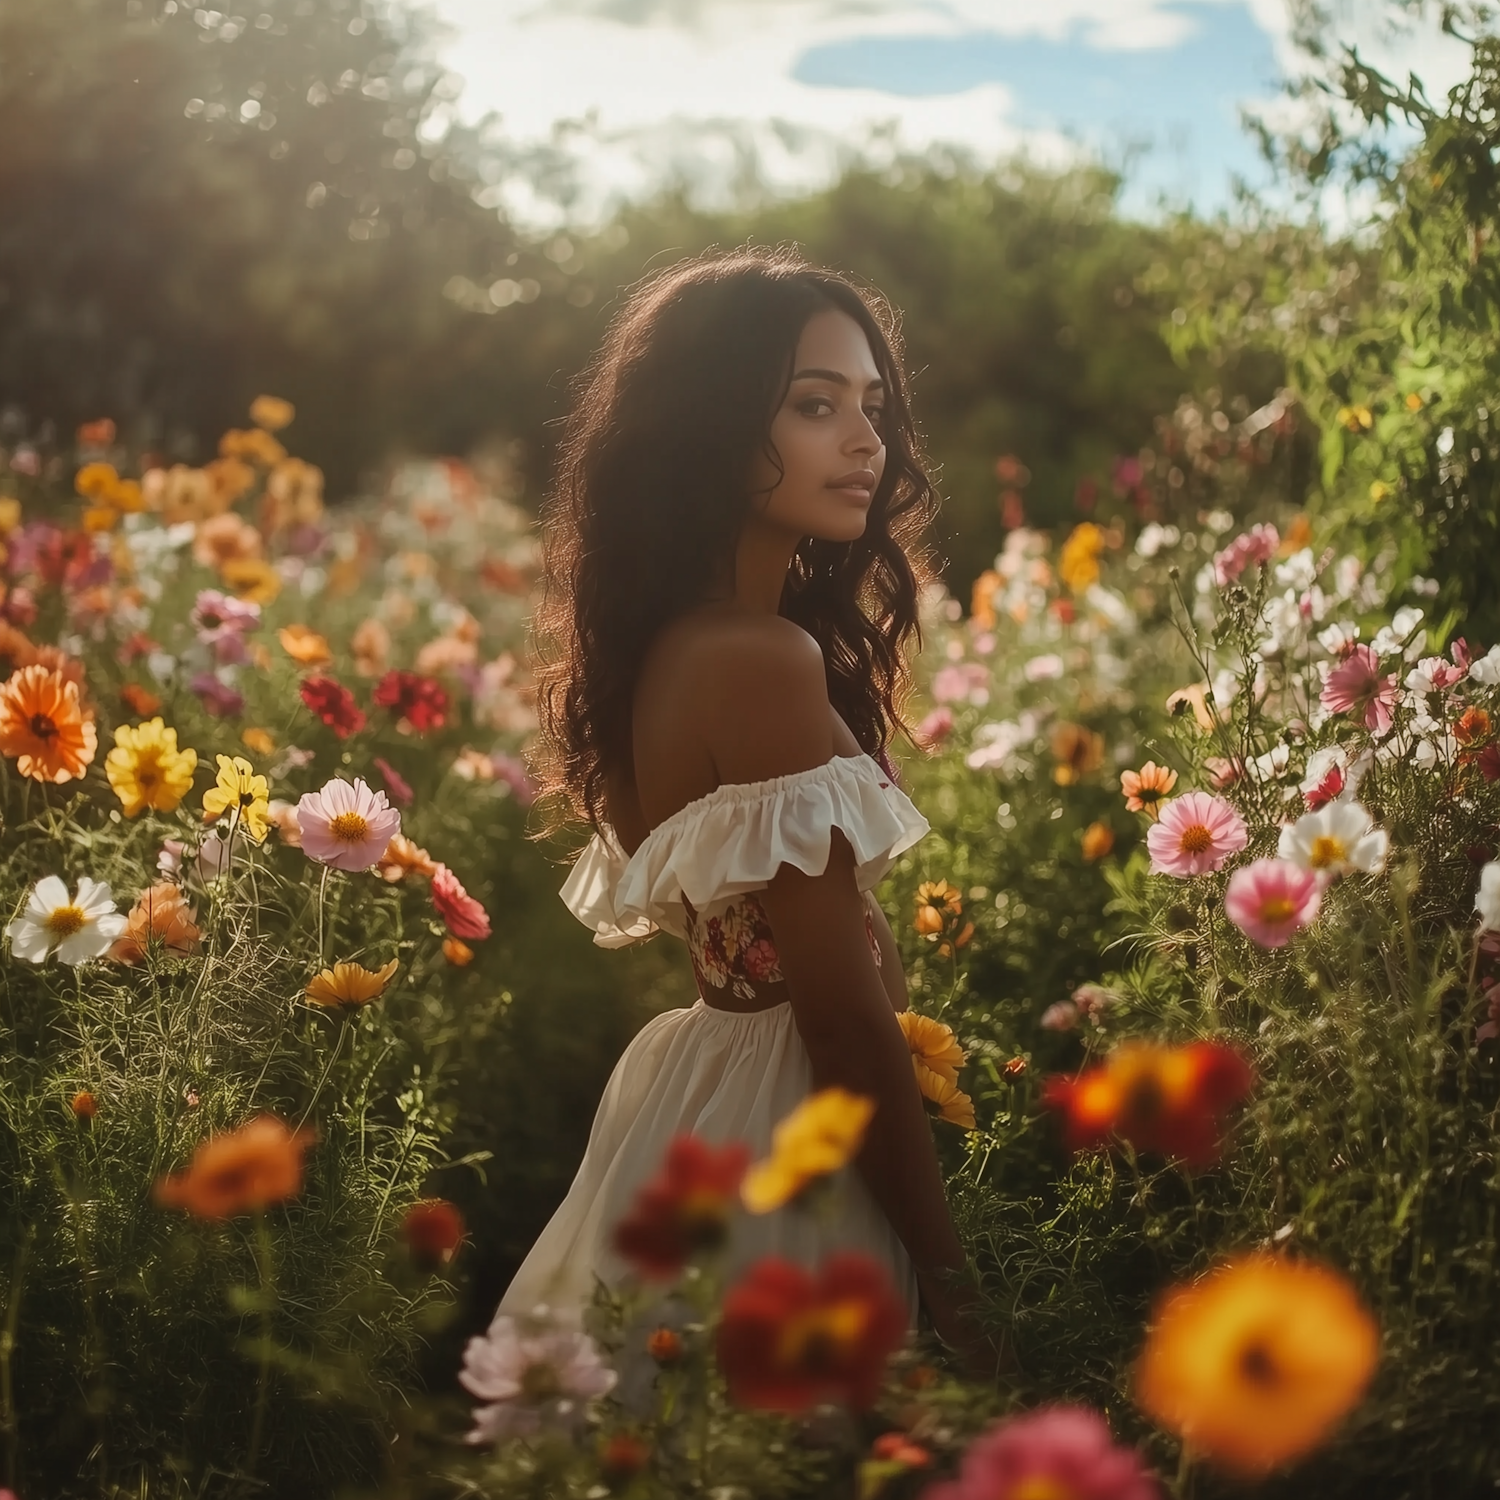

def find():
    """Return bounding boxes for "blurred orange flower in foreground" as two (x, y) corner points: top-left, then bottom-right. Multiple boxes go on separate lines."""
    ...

(913, 880), (962, 936)
(378, 834), (437, 882)
(1136, 1253), (1378, 1475)
(154, 1115), (315, 1218)
(0, 664), (97, 783)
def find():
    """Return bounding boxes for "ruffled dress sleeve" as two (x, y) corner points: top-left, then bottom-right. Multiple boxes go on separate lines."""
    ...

(558, 753), (928, 947)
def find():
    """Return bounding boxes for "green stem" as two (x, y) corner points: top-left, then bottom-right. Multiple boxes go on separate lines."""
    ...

(241, 1213), (276, 1492)
(0, 1225), (33, 1490)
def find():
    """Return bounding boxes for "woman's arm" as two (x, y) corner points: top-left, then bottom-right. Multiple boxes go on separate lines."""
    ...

(865, 895), (910, 1013)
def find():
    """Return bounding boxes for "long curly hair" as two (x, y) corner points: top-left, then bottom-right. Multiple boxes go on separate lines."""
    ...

(532, 244), (938, 833)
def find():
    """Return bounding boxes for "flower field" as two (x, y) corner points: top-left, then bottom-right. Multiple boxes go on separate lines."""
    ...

(3, 392), (1500, 1500)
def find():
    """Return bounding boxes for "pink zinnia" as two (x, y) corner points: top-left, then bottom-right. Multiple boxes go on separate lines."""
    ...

(1146, 792), (1248, 877)
(296, 776), (402, 872)
(1212, 523), (1279, 587)
(1225, 858), (1321, 948)
(432, 863), (491, 940)
(1320, 644), (1397, 734)
(925, 1406), (1159, 1500)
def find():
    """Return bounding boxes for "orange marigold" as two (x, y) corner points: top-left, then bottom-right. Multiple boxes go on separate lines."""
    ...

(154, 1115), (315, 1218)
(0, 664), (97, 782)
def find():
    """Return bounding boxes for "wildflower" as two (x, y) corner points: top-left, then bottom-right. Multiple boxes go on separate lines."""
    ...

(1051, 722), (1105, 785)
(432, 863), (491, 939)
(374, 835), (434, 884)
(278, 623), (332, 668)
(1226, 859), (1322, 948)
(105, 718), (198, 816)
(715, 1252), (907, 1413)
(1455, 705), (1493, 760)
(120, 682), (162, 717)
(193, 511), (262, 570)
(914, 880), (962, 936)
(154, 1115), (315, 1218)
(742, 1088), (874, 1213)
(451, 746), (496, 781)
(1337, 404), (1373, 432)
(249, 394), (295, 431)
(647, 1327), (684, 1364)
(869, 1431), (932, 1469)
(1476, 862), (1500, 933)
(394, 1198), (466, 1273)
(108, 882), (202, 964)
(190, 588), (260, 654)
(1135, 1253), (1378, 1476)
(1004, 1056), (1028, 1077)
(1043, 1041), (1254, 1168)
(305, 958), (399, 1009)
(299, 675), (367, 738)
(219, 555), (281, 604)
(1041, 1001), (1079, 1031)
(220, 426), (287, 467)
(265, 799), (302, 845)
(351, 617), (390, 676)
(7, 875), (126, 965)
(1321, 644), (1397, 734)
(443, 936), (474, 965)
(914, 705), (954, 750)
(0, 664), (97, 782)
(1146, 793), (1249, 877)
(896, 1011), (975, 1128)
(189, 672), (245, 719)
(1277, 802), (1388, 882)
(1120, 761), (1178, 819)
(459, 1313), (617, 1444)
(372, 755), (415, 806)
(1165, 682), (1217, 732)
(296, 777), (401, 872)
(1405, 655), (1466, 694)
(919, 1069), (977, 1129)
(491, 751), (537, 805)
(1204, 754), (1244, 790)
(613, 1134), (751, 1279)
(241, 726), (276, 757)
(600, 1432), (651, 1483)
(1059, 522), (1106, 593)
(1081, 821), (1115, 861)
(925, 1406), (1158, 1500)
(71, 1090), (99, 1120)
(202, 754), (272, 843)
(1212, 523), (1279, 587)
(374, 669), (449, 732)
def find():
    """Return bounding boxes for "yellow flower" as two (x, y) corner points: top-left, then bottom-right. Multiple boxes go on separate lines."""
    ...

(1369, 480), (1393, 503)
(896, 1011), (976, 1129)
(1051, 722), (1105, 785)
(75, 461), (120, 501)
(305, 958), (399, 1009)
(220, 426), (287, 468)
(106, 718), (198, 816)
(1058, 521), (1106, 594)
(916, 1067), (977, 1129)
(219, 556), (282, 605)
(914, 880), (962, 936)
(1337, 404), (1373, 432)
(241, 727), (276, 756)
(111, 478), (145, 514)
(200, 754), (271, 843)
(249, 394), (296, 432)
(0, 497), (21, 534)
(1404, 391), (1423, 412)
(742, 1088), (875, 1214)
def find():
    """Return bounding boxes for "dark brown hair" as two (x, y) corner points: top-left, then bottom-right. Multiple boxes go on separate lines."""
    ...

(533, 244), (937, 832)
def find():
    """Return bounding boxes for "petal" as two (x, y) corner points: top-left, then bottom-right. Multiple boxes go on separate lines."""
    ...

(7, 920), (52, 962)
(56, 926), (113, 965)
(30, 875), (70, 915)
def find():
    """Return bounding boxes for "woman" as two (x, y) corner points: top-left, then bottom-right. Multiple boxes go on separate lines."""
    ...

(502, 244), (993, 1371)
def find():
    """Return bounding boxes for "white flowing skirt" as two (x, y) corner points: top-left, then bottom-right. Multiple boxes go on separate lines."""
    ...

(497, 998), (919, 1326)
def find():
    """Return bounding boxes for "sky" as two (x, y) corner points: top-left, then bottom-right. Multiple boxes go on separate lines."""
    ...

(423, 0), (1476, 229)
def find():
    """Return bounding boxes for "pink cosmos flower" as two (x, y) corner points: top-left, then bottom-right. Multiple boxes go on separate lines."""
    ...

(1320, 644), (1398, 734)
(1146, 793), (1249, 877)
(1225, 858), (1322, 948)
(1212, 523), (1279, 587)
(914, 705), (955, 750)
(459, 1313), (617, 1444)
(925, 1406), (1159, 1500)
(296, 776), (402, 873)
(432, 863), (492, 940)
(189, 671), (245, 719)
(191, 590), (260, 663)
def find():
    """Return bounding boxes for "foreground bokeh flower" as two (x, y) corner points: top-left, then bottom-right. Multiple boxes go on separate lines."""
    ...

(1146, 792), (1249, 877)
(926, 1405), (1160, 1500)
(1058, 521), (1105, 593)
(1043, 1041), (1254, 1168)
(201, 754), (271, 843)
(7, 875), (126, 965)
(402, 1198), (466, 1270)
(613, 1134), (751, 1279)
(106, 718), (198, 816)
(459, 1313), (617, 1444)
(108, 881), (202, 964)
(1135, 1253), (1378, 1475)
(715, 1252), (907, 1413)
(1320, 644), (1398, 734)
(296, 776), (401, 872)
(154, 1115), (316, 1218)
(1051, 721), (1106, 786)
(1120, 761), (1179, 819)
(305, 958), (399, 1009)
(431, 863), (492, 939)
(895, 1011), (975, 1128)
(1225, 859), (1322, 948)
(742, 1088), (875, 1213)
(0, 664), (97, 782)
(1277, 801), (1388, 883)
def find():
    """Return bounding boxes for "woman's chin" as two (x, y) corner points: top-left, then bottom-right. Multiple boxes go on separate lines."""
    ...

(801, 500), (871, 545)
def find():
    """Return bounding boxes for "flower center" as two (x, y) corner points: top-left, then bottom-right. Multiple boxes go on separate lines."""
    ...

(1260, 896), (1296, 923)
(329, 811), (370, 843)
(1138, 786), (1165, 805)
(45, 904), (87, 938)
(238, 790), (257, 807)
(1309, 835), (1347, 868)
(28, 712), (58, 741)
(519, 1361), (563, 1404)
(1179, 823), (1213, 854)
(1011, 1480), (1078, 1500)
(1238, 1337), (1281, 1389)
(775, 1299), (870, 1372)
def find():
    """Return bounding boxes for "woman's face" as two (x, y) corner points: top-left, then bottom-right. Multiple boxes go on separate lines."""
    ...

(748, 307), (887, 544)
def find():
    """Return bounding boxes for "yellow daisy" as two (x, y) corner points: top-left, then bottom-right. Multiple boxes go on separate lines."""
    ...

(106, 718), (198, 816)
(201, 754), (271, 843)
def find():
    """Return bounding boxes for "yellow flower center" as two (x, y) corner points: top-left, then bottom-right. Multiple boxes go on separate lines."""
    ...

(46, 905), (87, 938)
(1260, 896), (1296, 923)
(774, 1299), (870, 1371)
(1309, 835), (1347, 868)
(28, 712), (58, 741)
(1012, 1480), (1078, 1500)
(1179, 823), (1213, 854)
(329, 811), (370, 843)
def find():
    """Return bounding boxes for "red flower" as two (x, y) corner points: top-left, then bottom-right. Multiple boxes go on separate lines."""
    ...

(431, 863), (491, 940)
(715, 1252), (908, 1413)
(373, 669), (448, 733)
(1043, 1041), (1254, 1168)
(299, 675), (366, 738)
(1478, 743), (1500, 784)
(401, 1198), (465, 1270)
(613, 1134), (751, 1280)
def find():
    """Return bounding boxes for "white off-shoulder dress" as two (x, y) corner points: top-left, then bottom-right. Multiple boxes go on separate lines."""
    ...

(496, 752), (930, 1325)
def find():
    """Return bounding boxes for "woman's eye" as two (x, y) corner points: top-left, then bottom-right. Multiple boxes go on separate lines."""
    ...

(865, 407), (885, 426)
(798, 398), (833, 416)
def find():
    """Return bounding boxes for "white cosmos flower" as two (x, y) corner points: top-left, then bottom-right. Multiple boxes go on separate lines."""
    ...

(1476, 862), (1500, 932)
(1469, 645), (1500, 686)
(1277, 802), (1389, 883)
(6, 876), (126, 965)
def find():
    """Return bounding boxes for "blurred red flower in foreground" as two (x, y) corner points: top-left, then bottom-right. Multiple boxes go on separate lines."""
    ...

(374, 669), (449, 733)
(1043, 1041), (1254, 1168)
(300, 675), (366, 738)
(715, 1252), (907, 1413)
(402, 1198), (466, 1270)
(154, 1115), (315, 1218)
(613, 1134), (750, 1280)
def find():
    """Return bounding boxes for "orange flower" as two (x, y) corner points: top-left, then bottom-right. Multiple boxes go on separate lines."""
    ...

(1166, 683), (1218, 733)
(1081, 821), (1115, 861)
(120, 682), (162, 718)
(378, 834), (437, 882)
(647, 1327), (684, 1364)
(1120, 761), (1179, 819)
(913, 880), (962, 937)
(416, 634), (478, 676)
(241, 726), (276, 756)
(71, 1089), (99, 1120)
(204, 457), (254, 511)
(278, 624), (332, 668)
(0, 664), (97, 782)
(1051, 722), (1105, 786)
(442, 936), (474, 966)
(895, 1010), (975, 1128)
(154, 1115), (315, 1218)
(108, 881), (202, 965)
(249, 394), (296, 432)
(970, 569), (1002, 629)
(351, 617), (390, 677)
(75, 461), (120, 501)
(305, 959), (399, 1009)
(263, 458), (324, 532)
(401, 1198), (465, 1269)
(219, 556), (281, 604)
(1058, 521), (1106, 593)
(219, 426), (287, 467)
(1135, 1253), (1379, 1475)
(193, 512), (262, 571)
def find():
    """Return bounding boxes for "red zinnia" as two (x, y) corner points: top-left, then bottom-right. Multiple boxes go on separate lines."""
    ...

(299, 675), (366, 739)
(401, 1198), (466, 1270)
(715, 1252), (908, 1413)
(1043, 1041), (1254, 1169)
(613, 1134), (751, 1280)
(373, 669), (449, 733)
(431, 863), (491, 940)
